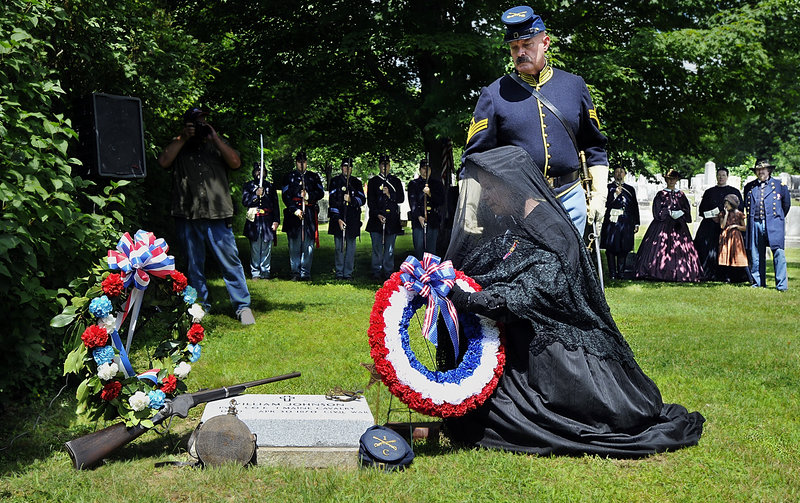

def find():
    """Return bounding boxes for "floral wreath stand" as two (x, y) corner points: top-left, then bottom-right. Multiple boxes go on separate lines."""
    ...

(59, 230), (208, 428)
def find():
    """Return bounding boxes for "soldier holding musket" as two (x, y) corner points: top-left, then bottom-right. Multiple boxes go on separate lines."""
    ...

(408, 156), (445, 259)
(328, 157), (365, 280)
(366, 154), (404, 281)
(281, 151), (324, 281)
(243, 162), (280, 280)
(600, 163), (639, 279)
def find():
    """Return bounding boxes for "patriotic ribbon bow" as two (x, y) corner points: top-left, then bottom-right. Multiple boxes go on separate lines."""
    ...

(106, 230), (175, 377)
(399, 253), (460, 355)
(108, 230), (175, 290)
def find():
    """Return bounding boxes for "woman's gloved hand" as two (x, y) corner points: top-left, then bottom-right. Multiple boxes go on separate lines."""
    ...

(447, 283), (507, 320)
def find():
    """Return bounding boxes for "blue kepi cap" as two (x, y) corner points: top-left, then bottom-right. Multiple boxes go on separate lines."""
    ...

(501, 5), (546, 43)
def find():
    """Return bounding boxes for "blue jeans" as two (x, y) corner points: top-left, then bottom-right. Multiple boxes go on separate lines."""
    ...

(412, 226), (438, 259)
(370, 232), (397, 278)
(249, 238), (272, 279)
(749, 219), (788, 290)
(175, 218), (251, 313)
(334, 234), (357, 278)
(287, 234), (314, 278)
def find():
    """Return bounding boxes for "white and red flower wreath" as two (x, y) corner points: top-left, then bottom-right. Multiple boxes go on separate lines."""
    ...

(368, 270), (505, 418)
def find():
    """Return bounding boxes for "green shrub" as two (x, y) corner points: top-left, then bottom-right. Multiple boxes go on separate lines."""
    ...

(0, 0), (125, 400)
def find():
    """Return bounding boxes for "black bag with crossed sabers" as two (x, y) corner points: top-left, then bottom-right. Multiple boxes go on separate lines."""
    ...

(358, 425), (414, 471)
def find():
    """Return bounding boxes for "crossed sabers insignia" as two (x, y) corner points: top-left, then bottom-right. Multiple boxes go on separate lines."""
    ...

(373, 435), (398, 456)
(506, 11), (528, 19)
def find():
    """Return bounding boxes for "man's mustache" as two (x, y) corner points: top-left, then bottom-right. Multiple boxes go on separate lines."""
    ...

(516, 55), (532, 64)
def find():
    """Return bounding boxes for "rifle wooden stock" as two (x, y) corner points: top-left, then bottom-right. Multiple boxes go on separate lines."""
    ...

(64, 371), (301, 470)
(65, 421), (150, 470)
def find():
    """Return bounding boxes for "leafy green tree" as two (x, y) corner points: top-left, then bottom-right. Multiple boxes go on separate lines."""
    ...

(171, 0), (507, 176)
(0, 0), (127, 398)
(184, 0), (800, 176)
(551, 0), (800, 174)
(0, 0), (211, 401)
(49, 0), (213, 240)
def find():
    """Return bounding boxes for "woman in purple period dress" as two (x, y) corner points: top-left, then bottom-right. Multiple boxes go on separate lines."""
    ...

(635, 169), (702, 282)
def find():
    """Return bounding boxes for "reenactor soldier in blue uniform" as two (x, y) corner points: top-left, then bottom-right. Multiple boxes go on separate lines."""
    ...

(743, 159), (791, 291)
(407, 156), (445, 259)
(462, 5), (609, 235)
(281, 151), (325, 281)
(600, 164), (639, 279)
(366, 154), (405, 281)
(328, 157), (366, 280)
(242, 163), (280, 280)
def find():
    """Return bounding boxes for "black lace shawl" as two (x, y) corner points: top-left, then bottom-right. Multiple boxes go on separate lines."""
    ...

(447, 146), (637, 368)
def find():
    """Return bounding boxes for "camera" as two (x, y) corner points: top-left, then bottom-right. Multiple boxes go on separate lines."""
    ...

(193, 120), (212, 138)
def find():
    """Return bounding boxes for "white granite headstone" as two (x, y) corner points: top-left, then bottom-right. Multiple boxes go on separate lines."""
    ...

(199, 394), (375, 468)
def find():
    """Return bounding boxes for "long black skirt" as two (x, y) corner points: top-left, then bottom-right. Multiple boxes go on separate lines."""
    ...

(445, 320), (705, 458)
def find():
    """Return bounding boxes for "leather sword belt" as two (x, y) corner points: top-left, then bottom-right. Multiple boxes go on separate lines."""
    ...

(546, 170), (580, 188)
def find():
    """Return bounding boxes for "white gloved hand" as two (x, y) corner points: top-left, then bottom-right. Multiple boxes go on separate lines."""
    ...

(586, 165), (609, 226)
(670, 210), (684, 220)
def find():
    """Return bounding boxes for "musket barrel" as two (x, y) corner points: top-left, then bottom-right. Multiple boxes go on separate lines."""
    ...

(189, 371), (301, 403)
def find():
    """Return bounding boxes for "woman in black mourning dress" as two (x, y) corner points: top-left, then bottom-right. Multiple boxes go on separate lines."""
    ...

(443, 146), (704, 457)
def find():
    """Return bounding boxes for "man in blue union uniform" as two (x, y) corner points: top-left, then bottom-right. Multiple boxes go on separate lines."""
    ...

(327, 157), (366, 280)
(743, 159), (791, 291)
(281, 151), (325, 281)
(407, 157), (445, 259)
(462, 5), (609, 235)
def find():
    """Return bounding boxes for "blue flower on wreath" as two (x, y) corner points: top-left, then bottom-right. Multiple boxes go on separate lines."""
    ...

(400, 296), (483, 385)
(89, 295), (113, 319)
(183, 286), (198, 305)
(92, 345), (115, 366)
(187, 343), (202, 362)
(148, 389), (166, 409)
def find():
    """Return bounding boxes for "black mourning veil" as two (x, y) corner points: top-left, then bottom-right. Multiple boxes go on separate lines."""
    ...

(445, 146), (582, 272)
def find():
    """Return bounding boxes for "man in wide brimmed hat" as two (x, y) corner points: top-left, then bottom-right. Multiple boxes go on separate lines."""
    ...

(600, 161), (640, 279)
(461, 5), (608, 236)
(743, 159), (791, 290)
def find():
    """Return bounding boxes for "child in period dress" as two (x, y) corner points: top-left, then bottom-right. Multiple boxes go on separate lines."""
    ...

(718, 194), (748, 278)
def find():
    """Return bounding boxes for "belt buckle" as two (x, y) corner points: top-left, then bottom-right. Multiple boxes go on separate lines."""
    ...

(546, 176), (556, 188)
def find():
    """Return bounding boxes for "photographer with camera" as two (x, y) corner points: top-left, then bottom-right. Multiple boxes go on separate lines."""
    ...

(157, 107), (255, 325)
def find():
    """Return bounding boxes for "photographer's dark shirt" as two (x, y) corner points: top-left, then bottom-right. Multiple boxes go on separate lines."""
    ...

(170, 139), (235, 220)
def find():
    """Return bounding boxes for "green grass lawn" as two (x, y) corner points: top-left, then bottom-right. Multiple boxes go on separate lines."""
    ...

(2, 231), (799, 502)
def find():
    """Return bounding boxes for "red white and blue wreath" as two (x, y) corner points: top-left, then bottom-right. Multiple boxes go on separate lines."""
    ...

(57, 230), (206, 428)
(368, 253), (504, 418)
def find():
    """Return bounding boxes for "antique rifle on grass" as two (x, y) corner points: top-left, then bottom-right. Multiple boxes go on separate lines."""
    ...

(64, 371), (301, 470)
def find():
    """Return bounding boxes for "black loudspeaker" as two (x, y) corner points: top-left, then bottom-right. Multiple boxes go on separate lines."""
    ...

(77, 93), (147, 178)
